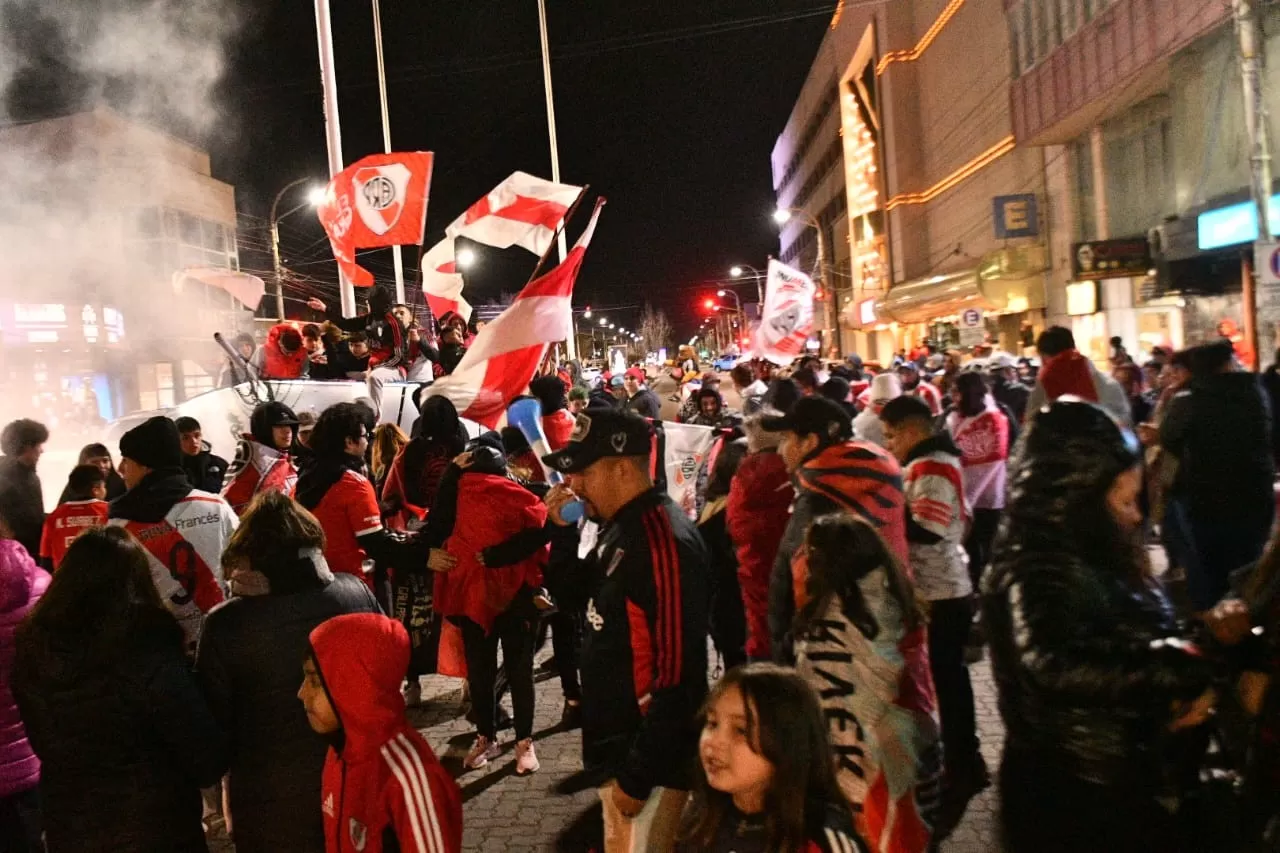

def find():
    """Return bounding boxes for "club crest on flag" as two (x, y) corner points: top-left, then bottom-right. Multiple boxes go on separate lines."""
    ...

(354, 163), (409, 236)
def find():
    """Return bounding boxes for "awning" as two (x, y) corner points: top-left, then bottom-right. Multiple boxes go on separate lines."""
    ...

(172, 267), (265, 310)
(874, 246), (1047, 325)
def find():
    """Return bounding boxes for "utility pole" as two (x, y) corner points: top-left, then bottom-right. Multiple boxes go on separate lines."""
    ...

(537, 0), (577, 361)
(371, 0), (406, 304)
(1237, 0), (1274, 368)
(314, 0), (357, 318)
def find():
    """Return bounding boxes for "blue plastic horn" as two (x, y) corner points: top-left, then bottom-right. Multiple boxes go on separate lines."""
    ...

(507, 397), (584, 523)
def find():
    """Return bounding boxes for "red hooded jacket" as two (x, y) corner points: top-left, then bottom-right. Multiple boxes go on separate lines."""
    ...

(542, 410), (576, 452)
(432, 473), (547, 633)
(261, 323), (310, 380)
(725, 451), (793, 661)
(311, 614), (462, 853)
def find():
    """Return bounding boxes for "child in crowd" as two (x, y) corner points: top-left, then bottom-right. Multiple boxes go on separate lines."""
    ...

(678, 663), (867, 853)
(300, 612), (462, 853)
(38, 464), (109, 572)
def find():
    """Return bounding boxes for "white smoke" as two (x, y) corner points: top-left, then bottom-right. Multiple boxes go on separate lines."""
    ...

(0, 0), (244, 506)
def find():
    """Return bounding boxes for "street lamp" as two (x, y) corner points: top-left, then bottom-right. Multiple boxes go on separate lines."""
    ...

(772, 206), (833, 356)
(730, 263), (766, 305)
(455, 247), (477, 269)
(271, 178), (326, 320)
(599, 317), (608, 326)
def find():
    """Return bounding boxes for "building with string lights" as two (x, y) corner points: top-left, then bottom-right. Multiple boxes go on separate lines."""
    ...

(773, 0), (1053, 361)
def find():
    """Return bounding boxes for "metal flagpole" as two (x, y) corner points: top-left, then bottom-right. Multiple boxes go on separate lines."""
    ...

(537, 0), (577, 360)
(371, 0), (406, 304)
(1236, 0), (1274, 368)
(314, 0), (357, 318)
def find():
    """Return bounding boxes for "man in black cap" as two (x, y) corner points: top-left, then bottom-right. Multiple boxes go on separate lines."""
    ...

(541, 409), (708, 851)
(109, 416), (238, 650)
(760, 396), (907, 662)
(222, 401), (300, 516)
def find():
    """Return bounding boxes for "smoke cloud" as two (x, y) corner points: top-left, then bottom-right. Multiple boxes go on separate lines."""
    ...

(0, 0), (245, 504)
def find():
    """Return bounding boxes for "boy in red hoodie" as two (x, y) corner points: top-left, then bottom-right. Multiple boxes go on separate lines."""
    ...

(300, 613), (462, 853)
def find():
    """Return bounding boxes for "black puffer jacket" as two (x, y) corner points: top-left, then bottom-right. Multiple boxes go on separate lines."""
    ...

(195, 555), (379, 853)
(0, 457), (43, 560)
(983, 400), (1215, 789)
(14, 610), (227, 852)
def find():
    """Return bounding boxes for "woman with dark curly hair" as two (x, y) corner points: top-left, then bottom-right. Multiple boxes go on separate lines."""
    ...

(983, 399), (1217, 852)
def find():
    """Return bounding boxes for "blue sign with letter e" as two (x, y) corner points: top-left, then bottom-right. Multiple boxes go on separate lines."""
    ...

(993, 194), (1039, 239)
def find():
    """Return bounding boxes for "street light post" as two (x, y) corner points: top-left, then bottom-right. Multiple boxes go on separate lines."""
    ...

(716, 288), (745, 345)
(774, 208), (835, 356)
(730, 264), (765, 306)
(270, 178), (324, 321)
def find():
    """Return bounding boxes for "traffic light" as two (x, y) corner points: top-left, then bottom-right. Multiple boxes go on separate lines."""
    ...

(704, 298), (716, 310)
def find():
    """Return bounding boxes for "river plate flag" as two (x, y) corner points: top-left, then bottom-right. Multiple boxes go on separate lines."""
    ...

(426, 198), (606, 428)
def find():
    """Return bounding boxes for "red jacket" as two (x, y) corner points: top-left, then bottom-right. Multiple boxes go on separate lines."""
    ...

(312, 614), (462, 853)
(222, 440), (297, 516)
(542, 410), (576, 452)
(261, 323), (309, 379)
(433, 474), (547, 633)
(725, 451), (793, 661)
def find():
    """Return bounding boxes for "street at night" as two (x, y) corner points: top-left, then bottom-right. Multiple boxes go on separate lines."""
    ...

(1, 0), (1279, 852)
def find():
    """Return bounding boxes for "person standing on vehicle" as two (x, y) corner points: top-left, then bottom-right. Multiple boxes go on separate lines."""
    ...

(109, 416), (238, 651)
(222, 402), (300, 516)
(0, 420), (47, 561)
(621, 368), (662, 421)
(250, 323), (311, 380)
(542, 410), (709, 853)
(175, 417), (229, 495)
(307, 287), (414, 416)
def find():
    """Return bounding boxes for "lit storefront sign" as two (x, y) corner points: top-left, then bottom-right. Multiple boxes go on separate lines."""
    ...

(4, 303), (125, 346)
(1198, 195), (1280, 251)
(1066, 281), (1099, 316)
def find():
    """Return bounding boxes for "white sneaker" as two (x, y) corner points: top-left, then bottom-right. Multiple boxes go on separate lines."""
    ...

(514, 738), (540, 776)
(403, 680), (422, 707)
(464, 735), (501, 770)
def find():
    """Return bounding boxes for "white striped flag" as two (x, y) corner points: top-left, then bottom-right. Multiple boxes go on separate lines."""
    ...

(426, 198), (605, 428)
(446, 171), (582, 256)
(420, 238), (472, 323)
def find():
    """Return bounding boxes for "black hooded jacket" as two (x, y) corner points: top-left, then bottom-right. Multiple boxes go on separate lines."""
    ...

(983, 401), (1215, 790)
(181, 442), (229, 494)
(0, 456), (43, 559)
(195, 553), (379, 853)
(1160, 370), (1275, 523)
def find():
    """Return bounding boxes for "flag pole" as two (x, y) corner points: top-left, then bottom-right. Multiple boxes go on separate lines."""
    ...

(371, 0), (406, 305)
(525, 185), (590, 287)
(537, 0), (576, 360)
(314, 0), (357, 318)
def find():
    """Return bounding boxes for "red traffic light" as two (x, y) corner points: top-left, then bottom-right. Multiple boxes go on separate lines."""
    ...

(703, 298), (717, 310)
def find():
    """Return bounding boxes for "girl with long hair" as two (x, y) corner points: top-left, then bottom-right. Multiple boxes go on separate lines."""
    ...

(678, 663), (866, 853)
(793, 514), (941, 853)
(13, 527), (227, 852)
(369, 422), (408, 499)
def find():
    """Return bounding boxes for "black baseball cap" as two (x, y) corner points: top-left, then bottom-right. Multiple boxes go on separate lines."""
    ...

(760, 396), (853, 441)
(541, 408), (652, 474)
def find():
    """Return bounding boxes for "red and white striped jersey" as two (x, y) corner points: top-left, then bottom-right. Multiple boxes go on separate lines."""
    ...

(109, 490), (238, 647)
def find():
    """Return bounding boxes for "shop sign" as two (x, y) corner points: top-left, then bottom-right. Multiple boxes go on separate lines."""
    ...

(1066, 281), (1099, 316)
(993, 194), (1039, 239)
(1199, 195), (1280, 251)
(14, 304), (67, 326)
(858, 299), (877, 326)
(1072, 238), (1152, 281)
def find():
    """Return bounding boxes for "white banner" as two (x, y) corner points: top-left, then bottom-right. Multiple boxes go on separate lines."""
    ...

(664, 422), (716, 519)
(753, 259), (816, 366)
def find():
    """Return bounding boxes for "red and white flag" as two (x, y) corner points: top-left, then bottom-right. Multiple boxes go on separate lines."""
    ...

(753, 259), (816, 366)
(420, 238), (472, 323)
(446, 171), (581, 256)
(317, 151), (435, 288)
(426, 198), (605, 428)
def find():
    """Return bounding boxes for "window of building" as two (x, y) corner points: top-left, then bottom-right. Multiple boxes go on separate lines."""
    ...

(1021, 1), (1035, 71)
(183, 360), (214, 398)
(1072, 137), (1098, 242)
(138, 362), (175, 411)
(1009, 8), (1025, 78)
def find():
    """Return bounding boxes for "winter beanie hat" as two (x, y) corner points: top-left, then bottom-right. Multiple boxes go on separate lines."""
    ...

(120, 416), (184, 471)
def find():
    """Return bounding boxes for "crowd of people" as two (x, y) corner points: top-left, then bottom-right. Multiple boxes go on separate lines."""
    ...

(0, 320), (1276, 852)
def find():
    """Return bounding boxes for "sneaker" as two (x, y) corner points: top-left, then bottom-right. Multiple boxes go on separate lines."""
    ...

(515, 738), (540, 776)
(463, 735), (501, 770)
(403, 680), (422, 707)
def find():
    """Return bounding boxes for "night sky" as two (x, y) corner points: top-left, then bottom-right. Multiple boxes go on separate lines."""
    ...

(7, 1), (835, 339)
